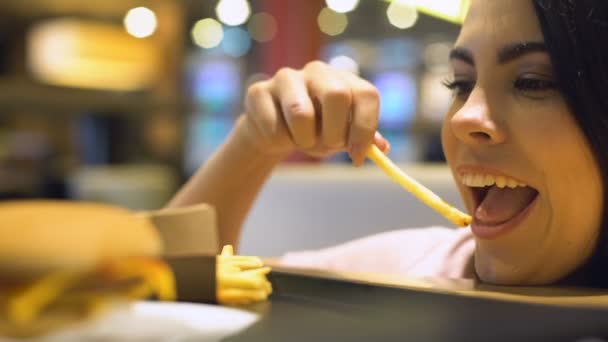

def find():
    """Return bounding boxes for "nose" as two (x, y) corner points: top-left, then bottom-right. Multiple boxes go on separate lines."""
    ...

(449, 89), (506, 146)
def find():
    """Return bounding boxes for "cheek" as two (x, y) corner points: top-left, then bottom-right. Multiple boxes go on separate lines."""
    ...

(516, 105), (603, 257)
(523, 111), (601, 208)
(546, 130), (602, 249)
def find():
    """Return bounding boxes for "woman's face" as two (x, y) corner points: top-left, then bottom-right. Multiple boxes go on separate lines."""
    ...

(441, 0), (604, 285)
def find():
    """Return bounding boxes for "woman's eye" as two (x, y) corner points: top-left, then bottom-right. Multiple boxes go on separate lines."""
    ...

(513, 78), (557, 92)
(442, 79), (475, 98)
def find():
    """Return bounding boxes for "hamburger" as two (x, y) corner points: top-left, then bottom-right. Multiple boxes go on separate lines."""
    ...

(0, 200), (175, 338)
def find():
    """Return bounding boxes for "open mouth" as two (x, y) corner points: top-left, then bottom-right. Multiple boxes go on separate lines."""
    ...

(463, 174), (539, 227)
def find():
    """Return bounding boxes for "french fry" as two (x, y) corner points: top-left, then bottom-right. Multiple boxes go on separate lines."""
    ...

(217, 256), (265, 270)
(217, 273), (266, 290)
(220, 245), (234, 256)
(217, 288), (269, 305)
(366, 144), (472, 227)
(216, 245), (272, 305)
(241, 267), (272, 277)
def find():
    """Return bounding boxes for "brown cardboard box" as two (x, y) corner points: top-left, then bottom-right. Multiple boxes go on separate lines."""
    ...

(142, 203), (219, 256)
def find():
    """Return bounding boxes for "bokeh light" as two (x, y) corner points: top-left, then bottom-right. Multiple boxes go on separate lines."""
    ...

(329, 55), (359, 75)
(325, 0), (359, 13)
(191, 18), (224, 49)
(387, 1), (419, 29)
(247, 12), (278, 42)
(216, 0), (251, 26)
(123, 7), (157, 38)
(416, 0), (462, 20)
(318, 8), (348, 36)
(373, 71), (417, 127)
(221, 27), (252, 57)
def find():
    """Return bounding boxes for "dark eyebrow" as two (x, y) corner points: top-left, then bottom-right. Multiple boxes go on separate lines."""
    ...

(449, 48), (475, 66)
(497, 41), (547, 64)
(449, 42), (548, 67)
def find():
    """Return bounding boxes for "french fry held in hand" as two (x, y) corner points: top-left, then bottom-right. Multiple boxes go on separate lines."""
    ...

(216, 245), (272, 305)
(366, 144), (472, 227)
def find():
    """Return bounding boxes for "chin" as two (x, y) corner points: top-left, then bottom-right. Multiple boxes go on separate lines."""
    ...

(474, 255), (561, 286)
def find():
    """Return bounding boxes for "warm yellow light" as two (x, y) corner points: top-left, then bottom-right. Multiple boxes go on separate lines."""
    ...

(28, 19), (159, 91)
(385, 0), (468, 24)
(124, 7), (157, 38)
(387, 0), (418, 29)
(216, 0), (251, 26)
(247, 12), (277, 42)
(191, 18), (224, 49)
(318, 8), (348, 36)
(325, 0), (359, 13)
(414, 0), (461, 18)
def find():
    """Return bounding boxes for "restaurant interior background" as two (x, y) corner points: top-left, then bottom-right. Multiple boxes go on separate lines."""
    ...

(0, 0), (468, 254)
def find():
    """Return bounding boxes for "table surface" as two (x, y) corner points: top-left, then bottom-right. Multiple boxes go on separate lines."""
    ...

(223, 266), (608, 342)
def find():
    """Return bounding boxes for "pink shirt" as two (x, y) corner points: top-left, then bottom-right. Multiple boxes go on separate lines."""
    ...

(280, 227), (476, 279)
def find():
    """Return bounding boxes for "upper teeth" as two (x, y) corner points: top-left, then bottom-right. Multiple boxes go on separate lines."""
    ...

(461, 173), (527, 188)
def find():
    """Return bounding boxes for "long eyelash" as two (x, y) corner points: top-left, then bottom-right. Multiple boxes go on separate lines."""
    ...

(441, 78), (474, 95)
(441, 78), (459, 89)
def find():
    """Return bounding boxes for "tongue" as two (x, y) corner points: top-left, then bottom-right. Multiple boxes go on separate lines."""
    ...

(475, 186), (537, 224)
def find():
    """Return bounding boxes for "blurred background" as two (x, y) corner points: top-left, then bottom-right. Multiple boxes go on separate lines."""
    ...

(0, 0), (468, 254)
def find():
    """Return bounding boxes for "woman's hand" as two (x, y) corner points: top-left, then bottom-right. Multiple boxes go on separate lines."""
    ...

(238, 61), (389, 166)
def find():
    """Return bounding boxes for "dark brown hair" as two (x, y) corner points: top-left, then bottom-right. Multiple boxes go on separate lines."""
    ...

(533, 0), (608, 286)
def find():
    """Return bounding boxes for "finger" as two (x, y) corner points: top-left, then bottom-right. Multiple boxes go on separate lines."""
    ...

(374, 131), (391, 155)
(340, 73), (380, 166)
(273, 68), (317, 149)
(304, 62), (352, 149)
(245, 81), (285, 141)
